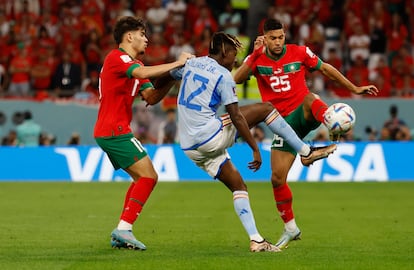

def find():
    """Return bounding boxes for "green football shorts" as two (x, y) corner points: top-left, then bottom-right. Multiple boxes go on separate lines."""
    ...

(271, 104), (321, 155)
(95, 133), (148, 170)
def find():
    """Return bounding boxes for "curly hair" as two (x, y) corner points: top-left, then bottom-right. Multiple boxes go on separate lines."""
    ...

(209, 32), (242, 55)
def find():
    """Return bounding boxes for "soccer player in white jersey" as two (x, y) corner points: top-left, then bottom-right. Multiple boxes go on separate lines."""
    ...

(143, 32), (336, 252)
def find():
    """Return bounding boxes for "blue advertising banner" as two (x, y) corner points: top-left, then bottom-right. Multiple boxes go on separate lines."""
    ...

(0, 142), (412, 182)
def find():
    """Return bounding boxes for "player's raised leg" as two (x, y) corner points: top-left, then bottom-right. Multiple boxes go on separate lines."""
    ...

(240, 102), (336, 166)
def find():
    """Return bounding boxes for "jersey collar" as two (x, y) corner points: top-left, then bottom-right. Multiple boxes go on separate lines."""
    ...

(265, 45), (286, 61)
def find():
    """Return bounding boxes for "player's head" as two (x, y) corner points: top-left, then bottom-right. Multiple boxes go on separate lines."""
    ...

(263, 18), (285, 56)
(113, 16), (148, 54)
(209, 32), (242, 71)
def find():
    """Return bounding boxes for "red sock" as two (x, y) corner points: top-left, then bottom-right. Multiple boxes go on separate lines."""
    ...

(273, 184), (294, 223)
(122, 182), (136, 212)
(120, 177), (156, 224)
(310, 98), (328, 123)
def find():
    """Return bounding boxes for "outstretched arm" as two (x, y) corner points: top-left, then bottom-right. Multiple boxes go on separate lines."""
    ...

(132, 52), (193, 79)
(319, 62), (379, 96)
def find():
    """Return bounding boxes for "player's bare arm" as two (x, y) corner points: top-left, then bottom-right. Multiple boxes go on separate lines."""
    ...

(234, 37), (265, 84)
(132, 52), (194, 79)
(319, 62), (379, 96)
(226, 102), (262, 172)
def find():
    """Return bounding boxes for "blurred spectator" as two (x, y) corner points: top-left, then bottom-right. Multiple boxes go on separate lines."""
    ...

(82, 29), (103, 76)
(298, 15), (324, 56)
(194, 27), (213, 57)
(145, 0), (168, 33)
(390, 50), (413, 97)
(348, 23), (370, 65)
(1, 129), (18, 146)
(367, 0), (389, 70)
(143, 32), (169, 65)
(0, 9), (10, 37)
(185, 0), (207, 34)
(157, 108), (178, 144)
(345, 56), (370, 97)
(37, 7), (59, 38)
(168, 30), (194, 62)
(113, 0), (135, 18)
(192, 4), (218, 43)
(132, 0), (154, 14)
(51, 50), (82, 98)
(16, 110), (41, 146)
(387, 12), (408, 64)
(131, 103), (158, 144)
(7, 42), (32, 97)
(369, 56), (392, 97)
(39, 132), (56, 146)
(67, 132), (81, 145)
(30, 48), (53, 99)
(163, 15), (191, 46)
(364, 126), (378, 141)
(324, 48), (344, 97)
(0, 110), (5, 138)
(79, 0), (105, 37)
(380, 104), (411, 141)
(13, 7), (38, 44)
(0, 61), (6, 96)
(34, 24), (55, 49)
(13, 0), (40, 18)
(218, 1), (241, 36)
(166, 0), (187, 22)
(272, 5), (292, 42)
(291, 0), (314, 39)
(79, 70), (99, 103)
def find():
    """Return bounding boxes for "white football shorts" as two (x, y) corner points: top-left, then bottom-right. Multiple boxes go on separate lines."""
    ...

(184, 114), (237, 178)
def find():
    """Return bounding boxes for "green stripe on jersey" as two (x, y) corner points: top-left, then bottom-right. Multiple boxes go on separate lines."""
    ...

(256, 66), (273, 75)
(283, 62), (301, 73)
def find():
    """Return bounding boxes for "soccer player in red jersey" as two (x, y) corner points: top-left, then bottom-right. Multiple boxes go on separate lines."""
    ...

(94, 16), (193, 250)
(234, 18), (379, 249)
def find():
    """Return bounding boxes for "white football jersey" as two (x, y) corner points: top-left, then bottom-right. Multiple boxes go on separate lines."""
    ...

(170, 56), (238, 149)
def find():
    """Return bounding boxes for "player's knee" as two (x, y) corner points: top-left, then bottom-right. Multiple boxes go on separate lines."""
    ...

(262, 102), (275, 112)
(270, 172), (286, 187)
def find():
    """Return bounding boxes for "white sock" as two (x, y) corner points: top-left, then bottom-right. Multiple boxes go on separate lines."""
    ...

(233, 191), (264, 242)
(284, 219), (297, 233)
(117, 220), (133, 231)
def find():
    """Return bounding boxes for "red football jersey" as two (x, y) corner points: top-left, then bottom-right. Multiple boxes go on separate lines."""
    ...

(94, 48), (153, 137)
(250, 44), (322, 116)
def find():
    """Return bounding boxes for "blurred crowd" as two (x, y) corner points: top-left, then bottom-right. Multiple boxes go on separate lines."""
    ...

(0, 0), (413, 101)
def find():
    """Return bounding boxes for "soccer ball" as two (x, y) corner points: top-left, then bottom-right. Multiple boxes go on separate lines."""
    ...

(324, 103), (356, 135)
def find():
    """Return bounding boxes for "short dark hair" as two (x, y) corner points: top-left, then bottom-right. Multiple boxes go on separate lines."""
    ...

(23, 110), (32, 120)
(113, 16), (146, 44)
(263, 18), (284, 33)
(209, 32), (242, 55)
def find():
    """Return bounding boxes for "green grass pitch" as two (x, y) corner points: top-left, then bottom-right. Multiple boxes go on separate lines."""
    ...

(0, 181), (413, 270)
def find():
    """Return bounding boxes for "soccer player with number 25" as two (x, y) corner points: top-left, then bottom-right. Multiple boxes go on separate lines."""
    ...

(234, 18), (379, 249)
